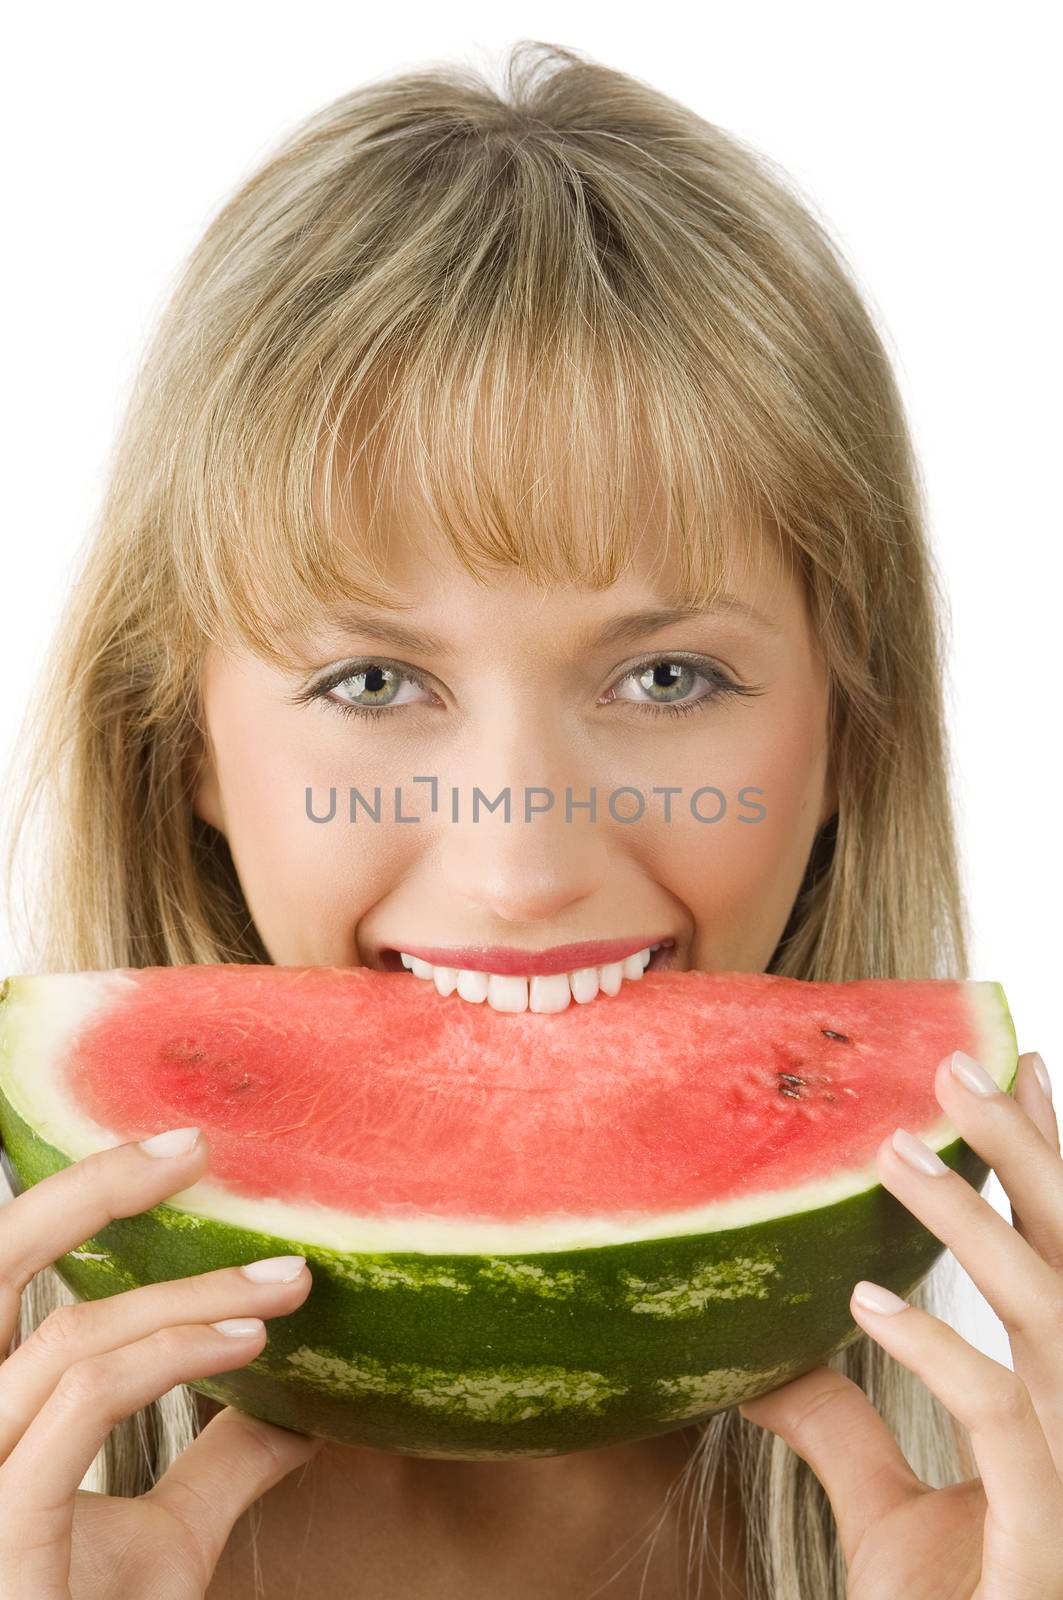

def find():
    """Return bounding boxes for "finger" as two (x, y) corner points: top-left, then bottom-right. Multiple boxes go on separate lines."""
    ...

(739, 1366), (926, 1566)
(0, 1317), (269, 1578)
(145, 1404), (323, 1578)
(0, 1256), (310, 1459)
(932, 1049), (1063, 1272)
(876, 1057), (1063, 1330)
(884, 1053), (1063, 1463)
(0, 1127), (210, 1355)
(1009, 1053), (1059, 1238)
(848, 1281), (1063, 1566)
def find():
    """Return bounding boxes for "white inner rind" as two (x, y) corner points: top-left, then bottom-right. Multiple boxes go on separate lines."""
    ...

(0, 971), (1017, 1255)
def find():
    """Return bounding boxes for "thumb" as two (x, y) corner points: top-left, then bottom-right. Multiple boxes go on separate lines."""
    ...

(738, 1367), (925, 1564)
(145, 1404), (324, 1571)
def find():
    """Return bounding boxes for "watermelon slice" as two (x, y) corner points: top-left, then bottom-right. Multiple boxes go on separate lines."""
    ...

(0, 966), (1017, 1459)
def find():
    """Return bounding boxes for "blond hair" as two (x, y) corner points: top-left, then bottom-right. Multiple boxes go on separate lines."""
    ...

(2, 40), (977, 1599)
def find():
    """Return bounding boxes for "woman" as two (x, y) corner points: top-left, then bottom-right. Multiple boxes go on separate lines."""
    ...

(2, 38), (1059, 1600)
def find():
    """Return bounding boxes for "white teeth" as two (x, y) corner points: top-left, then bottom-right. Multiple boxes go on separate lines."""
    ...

(456, 968), (489, 1003)
(485, 974), (528, 1013)
(395, 946), (662, 1012)
(622, 951), (648, 980)
(528, 973), (572, 1014)
(598, 960), (624, 996)
(569, 966), (600, 1004)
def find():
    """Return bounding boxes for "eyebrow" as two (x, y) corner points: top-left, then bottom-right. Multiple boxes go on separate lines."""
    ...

(316, 597), (779, 656)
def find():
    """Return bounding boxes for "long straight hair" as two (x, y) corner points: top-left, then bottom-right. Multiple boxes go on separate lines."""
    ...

(2, 41), (977, 1599)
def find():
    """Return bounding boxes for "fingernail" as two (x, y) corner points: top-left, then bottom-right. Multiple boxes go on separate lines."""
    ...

(852, 1280), (909, 1315)
(240, 1255), (305, 1283)
(138, 1126), (202, 1158)
(1032, 1053), (1052, 1103)
(212, 1317), (266, 1338)
(891, 1127), (949, 1176)
(948, 1051), (999, 1097)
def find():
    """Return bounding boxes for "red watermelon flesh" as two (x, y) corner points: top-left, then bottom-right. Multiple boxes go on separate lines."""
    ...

(65, 966), (989, 1219)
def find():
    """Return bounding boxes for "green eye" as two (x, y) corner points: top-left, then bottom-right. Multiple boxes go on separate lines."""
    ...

(326, 663), (423, 712)
(289, 659), (433, 721)
(608, 656), (762, 719)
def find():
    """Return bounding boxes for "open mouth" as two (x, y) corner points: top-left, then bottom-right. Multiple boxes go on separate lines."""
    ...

(374, 938), (680, 1012)
(377, 939), (678, 976)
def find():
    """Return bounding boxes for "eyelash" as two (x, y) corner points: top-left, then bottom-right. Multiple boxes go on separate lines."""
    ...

(289, 656), (763, 723)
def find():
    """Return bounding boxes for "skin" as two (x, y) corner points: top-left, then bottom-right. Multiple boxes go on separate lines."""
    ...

(183, 480), (836, 1596)
(189, 532), (837, 979)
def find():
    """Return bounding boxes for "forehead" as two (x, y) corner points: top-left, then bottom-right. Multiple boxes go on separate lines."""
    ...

(315, 447), (800, 643)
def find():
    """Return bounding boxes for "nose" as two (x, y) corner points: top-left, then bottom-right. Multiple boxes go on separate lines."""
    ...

(433, 732), (612, 925)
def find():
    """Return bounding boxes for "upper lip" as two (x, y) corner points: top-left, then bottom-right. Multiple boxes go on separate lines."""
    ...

(374, 937), (676, 977)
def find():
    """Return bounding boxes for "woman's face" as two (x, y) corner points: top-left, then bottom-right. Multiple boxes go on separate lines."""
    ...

(191, 491), (836, 1005)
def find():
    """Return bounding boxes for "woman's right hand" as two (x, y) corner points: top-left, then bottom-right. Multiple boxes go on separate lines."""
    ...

(0, 1126), (323, 1599)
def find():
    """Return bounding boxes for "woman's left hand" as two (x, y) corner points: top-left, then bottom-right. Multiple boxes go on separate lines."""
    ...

(739, 1049), (1063, 1599)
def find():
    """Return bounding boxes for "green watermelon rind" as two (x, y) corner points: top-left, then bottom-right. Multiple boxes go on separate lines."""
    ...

(0, 976), (1019, 1458)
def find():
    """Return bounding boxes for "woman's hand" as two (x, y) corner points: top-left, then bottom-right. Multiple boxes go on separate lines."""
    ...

(0, 1128), (323, 1599)
(739, 1049), (1063, 1598)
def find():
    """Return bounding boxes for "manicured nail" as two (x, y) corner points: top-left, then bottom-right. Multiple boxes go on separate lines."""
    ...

(949, 1051), (998, 1097)
(1032, 1053), (1052, 1103)
(138, 1126), (201, 1158)
(891, 1127), (949, 1176)
(240, 1255), (305, 1283)
(852, 1280), (909, 1315)
(212, 1317), (266, 1338)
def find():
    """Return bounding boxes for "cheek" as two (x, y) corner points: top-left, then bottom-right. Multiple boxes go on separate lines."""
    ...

(636, 691), (829, 953)
(206, 700), (412, 962)
(739, 689), (831, 870)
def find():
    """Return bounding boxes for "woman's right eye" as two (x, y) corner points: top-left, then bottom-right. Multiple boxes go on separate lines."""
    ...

(295, 661), (434, 722)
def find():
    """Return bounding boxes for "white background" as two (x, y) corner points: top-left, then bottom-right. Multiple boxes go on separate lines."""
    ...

(1, 2), (1059, 1366)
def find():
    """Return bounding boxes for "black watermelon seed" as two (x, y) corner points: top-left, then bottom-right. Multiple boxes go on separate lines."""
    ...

(820, 1027), (851, 1043)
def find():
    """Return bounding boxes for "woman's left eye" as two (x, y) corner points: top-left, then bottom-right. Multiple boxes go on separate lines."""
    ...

(290, 655), (763, 723)
(606, 656), (762, 718)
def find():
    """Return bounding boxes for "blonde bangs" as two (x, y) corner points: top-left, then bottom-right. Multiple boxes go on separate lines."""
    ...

(159, 115), (795, 675)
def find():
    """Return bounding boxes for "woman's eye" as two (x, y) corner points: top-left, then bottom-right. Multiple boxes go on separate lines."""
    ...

(606, 656), (755, 719)
(295, 661), (433, 722)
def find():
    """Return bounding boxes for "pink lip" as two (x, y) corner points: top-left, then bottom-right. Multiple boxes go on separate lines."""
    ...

(378, 937), (676, 977)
